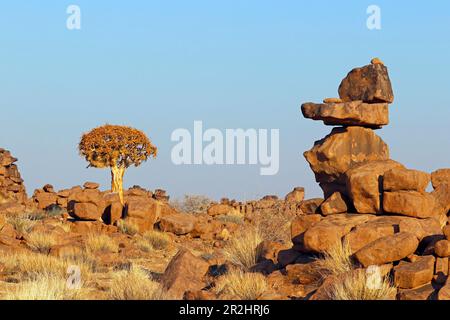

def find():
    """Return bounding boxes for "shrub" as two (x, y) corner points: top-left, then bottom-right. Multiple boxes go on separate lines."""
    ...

(215, 270), (268, 300)
(171, 195), (213, 214)
(223, 227), (263, 270)
(7, 213), (37, 235)
(108, 265), (168, 300)
(326, 269), (397, 300)
(26, 232), (58, 254)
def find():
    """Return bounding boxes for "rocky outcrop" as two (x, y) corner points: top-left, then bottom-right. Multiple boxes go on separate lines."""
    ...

(0, 149), (27, 205)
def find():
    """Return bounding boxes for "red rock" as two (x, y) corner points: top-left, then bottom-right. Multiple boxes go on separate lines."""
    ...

(303, 214), (372, 253)
(383, 191), (439, 218)
(438, 279), (450, 300)
(159, 212), (196, 235)
(394, 256), (435, 289)
(431, 184), (450, 216)
(301, 101), (389, 128)
(125, 198), (161, 232)
(435, 257), (449, 285)
(320, 192), (347, 216)
(291, 214), (322, 246)
(435, 240), (450, 257)
(207, 204), (234, 216)
(299, 198), (323, 214)
(304, 126), (389, 195)
(285, 187), (305, 203)
(83, 182), (100, 190)
(160, 249), (209, 300)
(398, 283), (436, 300)
(72, 202), (103, 220)
(355, 232), (419, 267)
(383, 168), (430, 193)
(431, 169), (450, 189)
(338, 62), (394, 103)
(345, 160), (404, 214)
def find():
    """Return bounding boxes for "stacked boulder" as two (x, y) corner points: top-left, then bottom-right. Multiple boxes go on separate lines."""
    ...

(0, 149), (27, 205)
(293, 59), (450, 299)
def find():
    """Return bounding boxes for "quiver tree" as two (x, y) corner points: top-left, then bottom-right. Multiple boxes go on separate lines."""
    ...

(78, 125), (157, 204)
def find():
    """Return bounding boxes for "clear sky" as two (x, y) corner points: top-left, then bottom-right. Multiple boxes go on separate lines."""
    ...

(0, 1), (449, 201)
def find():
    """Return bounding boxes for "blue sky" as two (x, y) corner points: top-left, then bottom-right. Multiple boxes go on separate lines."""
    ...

(0, 1), (449, 201)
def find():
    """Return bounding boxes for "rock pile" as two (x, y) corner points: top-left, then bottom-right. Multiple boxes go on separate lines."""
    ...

(0, 149), (27, 213)
(293, 59), (450, 299)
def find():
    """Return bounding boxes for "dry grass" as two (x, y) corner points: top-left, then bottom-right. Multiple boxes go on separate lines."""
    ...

(0, 251), (94, 281)
(7, 213), (37, 235)
(1, 273), (84, 300)
(117, 219), (139, 236)
(137, 230), (171, 252)
(85, 233), (119, 254)
(108, 265), (168, 300)
(326, 269), (397, 300)
(317, 240), (354, 277)
(253, 210), (295, 243)
(215, 270), (268, 300)
(223, 227), (263, 270)
(26, 232), (58, 253)
(216, 214), (244, 225)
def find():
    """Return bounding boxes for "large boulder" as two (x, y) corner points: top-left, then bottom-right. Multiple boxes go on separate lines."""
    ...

(338, 62), (394, 103)
(285, 187), (305, 203)
(431, 169), (450, 189)
(345, 160), (404, 214)
(159, 212), (196, 235)
(383, 191), (439, 219)
(303, 214), (373, 253)
(124, 197), (161, 232)
(394, 256), (435, 289)
(383, 168), (430, 193)
(160, 249), (209, 300)
(320, 192), (347, 216)
(354, 232), (419, 267)
(431, 184), (450, 216)
(304, 127), (389, 196)
(301, 101), (389, 128)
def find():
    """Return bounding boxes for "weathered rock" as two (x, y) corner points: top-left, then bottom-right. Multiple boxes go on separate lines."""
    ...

(207, 204), (235, 216)
(398, 283), (437, 300)
(285, 187), (305, 203)
(435, 240), (450, 257)
(83, 182), (100, 190)
(383, 191), (439, 218)
(160, 249), (209, 300)
(304, 127), (389, 195)
(431, 184), (450, 216)
(383, 168), (430, 193)
(435, 257), (449, 285)
(291, 214), (322, 246)
(301, 101), (389, 128)
(320, 192), (347, 216)
(398, 217), (442, 241)
(355, 232), (419, 267)
(299, 198), (323, 214)
(338, 63), (394, 103)
(159, 212), (196, 235)
(343, 216), (397, 253)
(431, 169), (450, 189)
(34, 191), (58, 210)
(124, 198), (161, 232)
(303, 214), (373, 253)
(345, 160), (404, 214)
(438, 279), (450, 300)
(102, 193), (123, 225)
(72, 202), (103, 220)
(394, 256), (435, 289)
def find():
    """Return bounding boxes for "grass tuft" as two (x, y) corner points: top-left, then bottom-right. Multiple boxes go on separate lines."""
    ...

(223, 227), (263, 270)
(215, 270), (268, 300)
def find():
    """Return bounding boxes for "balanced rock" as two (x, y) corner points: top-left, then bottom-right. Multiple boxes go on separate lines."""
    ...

(338, 62), (394, 103)
(383, 168), (430, 193)
(383, 191), (439, 218)
(394, 256), (435, 289)
(355, 232), (419, 267)
(431, 169), (450, 189)
(301, 101), (389, 128)
(345, 160), (404, 214)
(304, 126), (389, 196)
(0, 149), (27, 204)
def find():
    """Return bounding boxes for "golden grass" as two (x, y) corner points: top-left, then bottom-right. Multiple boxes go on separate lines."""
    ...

(1, 273), (84, 300)
(85, 233), (119, 254)
(326, 269), (397, 300)
(215, 270), (268, 300)
(117, 219), (139, 236)
(108, 265), (168, 300)
(7, 213), (36, 235)
(26, 232), (58, 253)
(0, 251), (95, 282)
(223, 227), (263, 270)
(137, 230), (171, 252)
(316, 239), (354, 277)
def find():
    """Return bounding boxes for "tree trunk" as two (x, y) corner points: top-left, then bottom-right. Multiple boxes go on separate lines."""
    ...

(111, 165), (125, 204)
